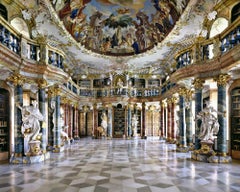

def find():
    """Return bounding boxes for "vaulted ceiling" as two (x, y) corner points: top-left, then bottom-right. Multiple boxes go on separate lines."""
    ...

(17, 0), (219, 79)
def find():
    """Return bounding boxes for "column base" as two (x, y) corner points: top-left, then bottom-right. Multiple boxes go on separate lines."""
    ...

(191, 140), (232, 163)
(9, 152), (50, 164)
(141, 136), (147, 139)
(52, 146), (65, 153)
(191, 152), (232, 163)
(176, 146), (188, 153)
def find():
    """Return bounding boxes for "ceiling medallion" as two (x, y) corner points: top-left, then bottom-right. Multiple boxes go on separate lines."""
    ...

(52, 0), (189, 56)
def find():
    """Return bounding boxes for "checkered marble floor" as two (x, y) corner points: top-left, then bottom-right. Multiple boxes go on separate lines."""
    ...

(1, 137), (240, 192)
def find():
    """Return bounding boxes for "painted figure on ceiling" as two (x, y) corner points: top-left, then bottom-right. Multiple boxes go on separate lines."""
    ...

(53, 0), (189, 55)
(58, 0), (90, 36)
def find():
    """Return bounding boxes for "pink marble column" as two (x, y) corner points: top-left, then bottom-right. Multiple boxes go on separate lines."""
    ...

(167, 100), (172, 142)
(68, 104), (73, 139)
(141, 102), (146, 139)
(92, 104), (98, 138)
(160, 102), (165, 140)
(171, 98), (177, 142)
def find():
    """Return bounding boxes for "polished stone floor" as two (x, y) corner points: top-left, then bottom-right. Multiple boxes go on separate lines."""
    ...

(0, 137), (240, 192)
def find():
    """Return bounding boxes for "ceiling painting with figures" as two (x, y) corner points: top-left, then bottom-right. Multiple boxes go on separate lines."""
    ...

(52, 0), (189, 56)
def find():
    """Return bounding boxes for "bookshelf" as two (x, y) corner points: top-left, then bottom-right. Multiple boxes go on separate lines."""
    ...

(113, 105), (125, 138)
(78, 80), (91, 88)
(0, 89), (9, 161)
(231, 88), (240, 159)
(130, 78), (145, 88)
(148, 79), (160, 87)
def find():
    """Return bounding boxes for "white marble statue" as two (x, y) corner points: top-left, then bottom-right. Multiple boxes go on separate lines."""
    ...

(101, 112), (108, 132)
(18, 100), (44, 141)
(131, 114), (138, 136)
(195, 101), (220, 142)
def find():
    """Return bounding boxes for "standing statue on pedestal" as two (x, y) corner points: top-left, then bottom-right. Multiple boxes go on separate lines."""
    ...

(17, 100), (45, 156)
(101, 112), (107, 133)
(131, 114), (138, 137)
(192, 101), (227, 162)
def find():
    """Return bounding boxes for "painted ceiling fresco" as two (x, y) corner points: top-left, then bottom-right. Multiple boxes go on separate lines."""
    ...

(52, 0), (189, 56)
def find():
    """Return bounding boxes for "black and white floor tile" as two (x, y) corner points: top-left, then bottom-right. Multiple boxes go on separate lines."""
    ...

(0, 137), (240, 192)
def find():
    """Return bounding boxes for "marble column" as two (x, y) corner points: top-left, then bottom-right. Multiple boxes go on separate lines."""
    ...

(181, 88), (193, 146)
(178, 95), (187, 148)
(37, 79), (47, 153)
(127, 104), (132, 138)
(7, 73), (25, 157)
(83, 106), (88, 136)
(186, 101), (193, 146)
(193, 78), (204, 150)
(215, 74), (230, 155)
(61, 97), (69, 139)
(74, 105), (79, 139)
(167, 99), (172, 141)
(68, 104), (73, 139)
(47, 89), (54, 149)
(171, 97), (177, 142)
(93, 103), (98, 138)
(72, 104), (78, 139)
(141, 102), (146, 139)
(53, 87), (62, 152)
(107, 104), (113, 138)
(160, 101), (165, 140)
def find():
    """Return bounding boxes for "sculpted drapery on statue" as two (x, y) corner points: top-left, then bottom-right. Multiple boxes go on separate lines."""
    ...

(195, 101), (220, 142)
(101, 112), (108, 131)
(18, 100), (45, 142)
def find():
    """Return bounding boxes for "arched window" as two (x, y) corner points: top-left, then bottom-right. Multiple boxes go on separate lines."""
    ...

(10, 17), (30, 38)
(0, 4), (7, 20)
(231, 3), (240, 23)
(209, 18), (228, 38)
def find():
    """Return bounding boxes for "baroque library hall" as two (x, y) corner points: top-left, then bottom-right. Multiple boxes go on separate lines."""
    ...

(0, 0), (240, 191)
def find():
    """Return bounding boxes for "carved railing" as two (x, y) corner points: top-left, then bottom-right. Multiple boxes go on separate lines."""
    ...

(1, 15), (240, 99)
(0, 16), (65, 70)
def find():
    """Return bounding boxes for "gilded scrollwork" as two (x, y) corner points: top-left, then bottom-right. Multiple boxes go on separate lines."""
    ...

(214, 74), (230, 87)
(6, 73), (26, 86)
(192, 78), (205, 90)
(37, 79), (48, 89)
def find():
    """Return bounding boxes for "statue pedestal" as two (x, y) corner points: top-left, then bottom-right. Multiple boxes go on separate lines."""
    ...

(10, 140), (50, 164)
(10, 151), (50, 164)
(27, 140), (42, 156)
(191, 140), (232, 163)
(191, 140), (216, 162)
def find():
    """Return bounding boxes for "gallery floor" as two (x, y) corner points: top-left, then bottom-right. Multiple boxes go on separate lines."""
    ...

(0, 137), (240, 192)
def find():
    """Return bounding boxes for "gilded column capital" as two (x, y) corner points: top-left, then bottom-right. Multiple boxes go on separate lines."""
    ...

(73, 102), (78, 109)
(192, 78), (205, 90)
(178, 87), (193, 101)
(127, 103), (134, 110)
(214, 74), (230, 87)
(83, 105), (89, 112)
(53, 87), (62, 96)
(47, 86), (61, 97)
(6, 73), (26, 86)
(37, 79), (48, 89)
(170, 97), (178, 104)
(161, 100), (167, 108)
(47, 86), (54, 98)
(61, 97), (69, 104)
(166, 98), (172, 105)
(107, 103), (113, 108)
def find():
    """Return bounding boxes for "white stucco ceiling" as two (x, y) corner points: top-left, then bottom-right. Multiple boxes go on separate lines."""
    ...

(18, 0), (219, 78)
